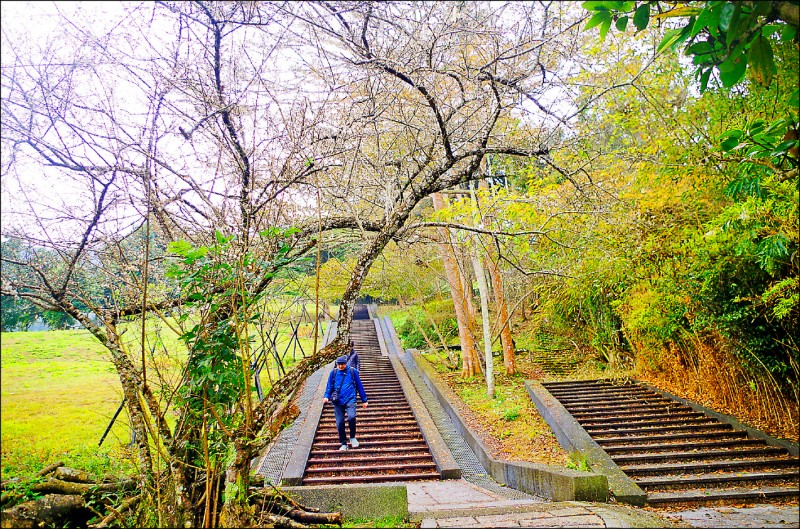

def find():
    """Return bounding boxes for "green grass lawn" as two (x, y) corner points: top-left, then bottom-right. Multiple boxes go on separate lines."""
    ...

(0, 321), (328, 481)
(1, 330), (136, 480)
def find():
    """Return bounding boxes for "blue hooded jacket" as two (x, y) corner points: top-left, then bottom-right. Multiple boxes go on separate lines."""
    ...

(324, 366), (367, 405)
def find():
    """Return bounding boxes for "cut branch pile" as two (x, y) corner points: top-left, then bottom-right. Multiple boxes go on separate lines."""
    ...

(0, 462), (137, 528)
(252, 485), (342, 528)
(1, 463), (343, 528)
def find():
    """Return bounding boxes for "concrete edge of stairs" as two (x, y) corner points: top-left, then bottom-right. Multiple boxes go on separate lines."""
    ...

(525, 380), (648, 506)
(408, 350), (610, 503)
(283, 482), (409, 522)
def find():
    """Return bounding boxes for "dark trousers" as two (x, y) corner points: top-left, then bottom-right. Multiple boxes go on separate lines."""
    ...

(333, 400), (357, 445)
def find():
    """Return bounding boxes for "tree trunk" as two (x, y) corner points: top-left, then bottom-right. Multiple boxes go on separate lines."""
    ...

(471, 252), (494, 398)
(431, 193), (482, 377)
(457, 247), (483, 367)
(218, 438), (254, 528)
(1, 494), (92, 529)
(52, 302), (154, 490)
(486, 247), (517, 375)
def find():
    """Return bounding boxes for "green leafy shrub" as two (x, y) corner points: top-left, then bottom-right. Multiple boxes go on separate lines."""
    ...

(502, 406), (521, 421)
(396, 302), (458, 350)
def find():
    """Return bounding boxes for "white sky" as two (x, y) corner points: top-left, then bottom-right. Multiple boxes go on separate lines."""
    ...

(0, 1), (666, 242)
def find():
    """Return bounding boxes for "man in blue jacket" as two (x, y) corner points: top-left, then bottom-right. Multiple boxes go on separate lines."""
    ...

(324, 355), (368, 451)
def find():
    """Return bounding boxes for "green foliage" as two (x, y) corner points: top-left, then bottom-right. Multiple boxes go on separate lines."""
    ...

(0, 295), (38, 332)
(41, 309), (77, 330)
(583, 1), (799, 176)
(583, 1), (796, 89)
(548, 2), (799, 391)
(502, 406), (521, 422)
(168, 235), (252, 444)
(165, 226), (310, 473)
(395, 301), (458, 350)
(565, 455), (591, 472)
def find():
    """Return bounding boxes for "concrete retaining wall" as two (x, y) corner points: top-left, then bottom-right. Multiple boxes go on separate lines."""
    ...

(409, 350), (608, 502)
(283, 483), (408, 522)
(377, 318), (461, 479)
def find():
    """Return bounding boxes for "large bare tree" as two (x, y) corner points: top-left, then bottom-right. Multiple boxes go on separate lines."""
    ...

(2, 1), (588, 525)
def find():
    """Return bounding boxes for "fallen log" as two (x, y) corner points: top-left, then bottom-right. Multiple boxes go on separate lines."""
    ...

(0, 494), (92, 528)
(31, 477), (137, 496)
(53, 467), (92, 484)
(250, 488), (341, 526)
(0, 495), (21, 509)
(257, 513), (307, 528)
(34, 462), (65, 478)
(281, 507), (342, 525)
(92, 494), (140, 528)
(269, 484), (319, 513)
(0, 479), (20, 492)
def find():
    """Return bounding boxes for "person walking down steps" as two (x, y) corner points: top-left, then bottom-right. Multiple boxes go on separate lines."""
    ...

(323, 355), (368, 451)
(346, 339), (360, 371)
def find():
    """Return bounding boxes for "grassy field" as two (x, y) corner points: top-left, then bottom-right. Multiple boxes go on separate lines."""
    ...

(1, 330), (136, 479)
(1, 321), (327, 481)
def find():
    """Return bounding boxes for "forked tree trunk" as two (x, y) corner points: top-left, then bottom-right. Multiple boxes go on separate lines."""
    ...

(486, 248), (517, 375)
(432, 193), (482, 377)
(457, 248), (483, 366)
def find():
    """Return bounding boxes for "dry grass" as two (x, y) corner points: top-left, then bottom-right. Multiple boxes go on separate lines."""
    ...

(635, 338), (799, 443)
(511, 316), (799, 444)
(420, 352), (568, 466)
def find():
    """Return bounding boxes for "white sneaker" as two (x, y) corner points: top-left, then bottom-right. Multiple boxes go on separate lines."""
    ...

(349, 438), (359, 448)
(338, 444), (348, 451)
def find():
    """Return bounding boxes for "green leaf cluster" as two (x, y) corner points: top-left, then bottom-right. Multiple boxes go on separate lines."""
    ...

(583, 1), (797, 91)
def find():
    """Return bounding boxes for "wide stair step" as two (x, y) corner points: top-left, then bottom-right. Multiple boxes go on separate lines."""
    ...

(619, 457), (799, 476)
(542, 379), (800, 507)
(636, 470), (800, 490)
(646, 487), (799, 505)
(303, 472), (440, 485)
